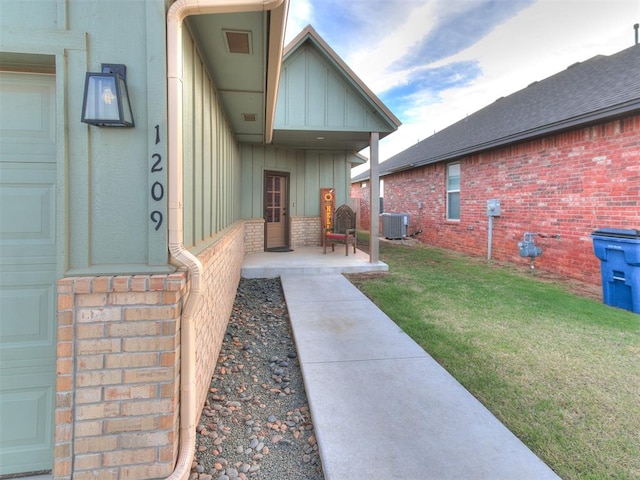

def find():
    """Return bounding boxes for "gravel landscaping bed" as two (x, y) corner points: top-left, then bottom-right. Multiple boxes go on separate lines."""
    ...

(191, 278), (324, 480)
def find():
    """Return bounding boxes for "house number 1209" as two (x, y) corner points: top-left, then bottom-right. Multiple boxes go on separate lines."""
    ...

(150, 125), (164, 231)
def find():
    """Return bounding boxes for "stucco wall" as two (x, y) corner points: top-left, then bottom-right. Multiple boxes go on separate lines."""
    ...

(351, 115), (640, 285)
(55, 222), (244, 479)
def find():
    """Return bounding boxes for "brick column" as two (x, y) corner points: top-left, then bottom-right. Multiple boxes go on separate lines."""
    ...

(55, 273), (187, 479)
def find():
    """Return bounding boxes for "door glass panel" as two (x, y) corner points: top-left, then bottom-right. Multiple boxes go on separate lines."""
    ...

(266, 176), (281, 223)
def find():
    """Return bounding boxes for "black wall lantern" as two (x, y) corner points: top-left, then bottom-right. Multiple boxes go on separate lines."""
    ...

(81, 64), (134, 127)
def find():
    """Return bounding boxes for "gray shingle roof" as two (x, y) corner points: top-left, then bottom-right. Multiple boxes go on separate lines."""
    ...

(353, 44), (640, 182)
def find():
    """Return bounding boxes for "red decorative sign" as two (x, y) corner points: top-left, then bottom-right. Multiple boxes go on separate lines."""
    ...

(320, 188), (335, 239)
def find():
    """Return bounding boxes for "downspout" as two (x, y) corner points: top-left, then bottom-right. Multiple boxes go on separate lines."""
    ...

(165, 1), (287, 479)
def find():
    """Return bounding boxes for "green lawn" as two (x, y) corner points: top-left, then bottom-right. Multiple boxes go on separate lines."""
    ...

(348, 241), (639, 480)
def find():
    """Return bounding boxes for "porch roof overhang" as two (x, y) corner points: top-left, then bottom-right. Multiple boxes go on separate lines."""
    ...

(185, 2), (287, 144)
(273, 129), (376, 151)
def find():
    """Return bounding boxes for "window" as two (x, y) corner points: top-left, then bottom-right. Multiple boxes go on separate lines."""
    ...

(446, 163), (460, 220)
(379, 178), (384, 213)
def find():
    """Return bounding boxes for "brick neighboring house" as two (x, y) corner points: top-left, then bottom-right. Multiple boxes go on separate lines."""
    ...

(352, 44), (640, 286)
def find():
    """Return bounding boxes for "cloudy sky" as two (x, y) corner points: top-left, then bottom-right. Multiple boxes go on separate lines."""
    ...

(284, 0), (639, 172)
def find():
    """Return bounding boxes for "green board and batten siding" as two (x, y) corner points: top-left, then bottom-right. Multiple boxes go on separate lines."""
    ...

(0, 0), (169, 475)
(181, 26), (243, 251)
(240, 36), (384, 222)
(274, 41), (392, 134)
(240, 146), (352, 219)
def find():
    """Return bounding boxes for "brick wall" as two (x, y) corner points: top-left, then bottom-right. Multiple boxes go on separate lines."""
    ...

(243, 216), (323, 251)
(351, 115), (640, 285)
(55, 222), (245, 479)
(351, 181), (370, 229)
(244, 218), (264, 254)
(291, 216), (322, 247)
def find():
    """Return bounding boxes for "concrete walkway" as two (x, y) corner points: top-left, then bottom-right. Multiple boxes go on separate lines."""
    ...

(281, 273), (560, 480)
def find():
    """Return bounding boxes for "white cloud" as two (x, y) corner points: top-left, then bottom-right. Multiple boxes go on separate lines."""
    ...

(284, 0), (313, 44)
(283, 0), (640, 174)
(346, 1), (439, 93)
(360, 0), (640, 171)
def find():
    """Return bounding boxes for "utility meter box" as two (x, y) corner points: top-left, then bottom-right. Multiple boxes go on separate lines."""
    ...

(487, 199), (501, 217)
(518, 232), (542, 258)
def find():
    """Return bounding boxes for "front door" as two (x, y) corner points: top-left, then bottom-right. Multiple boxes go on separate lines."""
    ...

(0, 72), (57, 475)
(264, 172), (289, 250)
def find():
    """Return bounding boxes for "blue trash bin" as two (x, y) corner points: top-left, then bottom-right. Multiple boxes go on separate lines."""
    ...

(591, 228), (640, 313)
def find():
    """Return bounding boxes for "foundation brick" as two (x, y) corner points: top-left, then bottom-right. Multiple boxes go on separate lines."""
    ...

(77, 323), (106, 339)
(74, 277), (93, 294)
(76, 293), (108, 307)
(74, 435), (119, 453)
(120, 464), (172, 480)
(77, 338), (121, 355)
(74, 453), (102, 470)
(55, 221), (245, 479)
(105, 352), (158, 369)
(57, 310), (73, 326)
(107, 321), (162, 337)
(93, 276), (112, 293)
(121, 399), (173, 416)
(57, 294), (73, 310)
(109, 291), (162, 306)
(56, 392), (72, 408)
(77, 355), (105, 371)
(56, 375), (72, 392)
(119, 431), (171, 449)
(123, 305), (177, 321)
(75, 420), (103, 437)
(76, 370), (123, 388)
(112, 276), (130, 292)
(75, 387), (102, 404)
(76, 402), (121, 421)
(57, 358), (73, 375)
(121, 336), (176, 352)
(78, 307), (122, 323)
(149, 275), (167, 291)
(130, 276), (149, 292)
(104, 384), (158, 401)
(103, 416), (159, 434)
(57, 325), (73, 342)
(122, 367), (175, 383)
(290, 216), (321, 247)
(103, 448), (157, 467)
(74, 470), (118, 480)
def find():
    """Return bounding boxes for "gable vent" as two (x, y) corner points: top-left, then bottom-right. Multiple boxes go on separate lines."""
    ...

(224, 30), (252, 54)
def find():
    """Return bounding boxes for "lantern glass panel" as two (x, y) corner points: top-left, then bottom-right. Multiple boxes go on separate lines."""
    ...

(84, 74), (120, 121)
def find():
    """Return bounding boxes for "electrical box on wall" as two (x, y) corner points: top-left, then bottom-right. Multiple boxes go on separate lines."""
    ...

(487, 199), (501, 217)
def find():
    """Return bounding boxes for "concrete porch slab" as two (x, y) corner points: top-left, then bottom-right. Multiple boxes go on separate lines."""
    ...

(241, 246), (388, 278)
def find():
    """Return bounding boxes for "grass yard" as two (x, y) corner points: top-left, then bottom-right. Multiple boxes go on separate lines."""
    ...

(347, 241), (639, 480)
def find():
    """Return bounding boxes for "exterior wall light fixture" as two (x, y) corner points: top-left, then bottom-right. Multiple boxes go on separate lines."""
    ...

(81, 64), (134, 127)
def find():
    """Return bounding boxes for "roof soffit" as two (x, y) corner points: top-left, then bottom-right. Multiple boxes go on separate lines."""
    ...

(184, 6), (287, 144)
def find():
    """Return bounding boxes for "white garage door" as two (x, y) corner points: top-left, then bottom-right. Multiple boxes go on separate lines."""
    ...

(0, 72), (57, 476)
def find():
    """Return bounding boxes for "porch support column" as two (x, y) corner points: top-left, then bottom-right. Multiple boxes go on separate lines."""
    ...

(369, 131), (380, 263)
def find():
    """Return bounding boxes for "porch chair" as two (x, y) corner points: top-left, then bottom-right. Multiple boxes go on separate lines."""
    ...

(323, 204), (357, 256)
